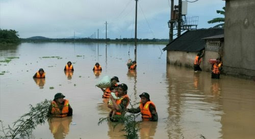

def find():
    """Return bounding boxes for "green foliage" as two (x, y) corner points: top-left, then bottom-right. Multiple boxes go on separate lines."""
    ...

(208, 7), (225, 28)
(98, 102), (140, 139)
(41, 56), (62, 59)
(0, 99), (51, 139)
(98, 114), (140, 139)
(0, 57), (19, 63)
(0, 29), (20, 44)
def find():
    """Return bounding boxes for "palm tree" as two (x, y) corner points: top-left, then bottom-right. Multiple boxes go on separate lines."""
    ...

(208, 7), (225, 28)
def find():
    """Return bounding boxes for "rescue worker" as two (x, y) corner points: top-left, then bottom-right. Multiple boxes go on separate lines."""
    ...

(194, 52), (203, 72)
(93, 62), (102, 71)
(48, 93), (73, 118)
(211, 58), (222, 79)
(101, 76), (119, 98)
(127, 92), (158, 121)
(128, 61), (137, 70)
(64, 61), (74, 71)
(108, 83), (130, 122)
(33, 68), (45, 78)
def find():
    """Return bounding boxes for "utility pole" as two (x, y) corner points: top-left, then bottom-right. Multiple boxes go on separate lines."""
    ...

(177, 0), (182, 37)
(105, 21), (108, 40)
(134, 0), (138, 62)
(97, 29), (99, 39)
(169, 0), (174, 42)
(73, 32), (75, 42)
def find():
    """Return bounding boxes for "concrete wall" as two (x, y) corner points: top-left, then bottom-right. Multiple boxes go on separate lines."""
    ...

(204, 40), (224, 72)
(224, 0), (255, 78)
(166, 39), (223, 72)
(167, 51), (197, 68)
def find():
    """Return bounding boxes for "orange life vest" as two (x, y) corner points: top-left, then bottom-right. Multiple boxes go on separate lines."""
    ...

(129, 64), (136, 70)
(94, 65), (102, 71)
(114, 94), (130, 115)
(194, 56), (201, 65)
(51, 99), (69, 118)
(94, 70), (101, 76)
(36, 72), (45, 78)
(212, 63), (221, 74)
(65, 71), (73, 76)
(103, 84), (118, 98)
(139, 101), (156, 121)
(65, 65), (73, 70)
(103, 87), (111, 98)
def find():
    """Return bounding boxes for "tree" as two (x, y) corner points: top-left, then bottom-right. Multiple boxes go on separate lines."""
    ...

(0, 29), (20, 44)
(208, 7), (225, 28)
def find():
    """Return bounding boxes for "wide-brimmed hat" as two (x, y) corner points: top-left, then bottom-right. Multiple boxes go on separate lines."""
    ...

(118, 83), (128, 91)
(54, 93), (65, 99)
(39, 68), (44, 72)
(111, 76), (119, 82)
(139, 92), (150, 101)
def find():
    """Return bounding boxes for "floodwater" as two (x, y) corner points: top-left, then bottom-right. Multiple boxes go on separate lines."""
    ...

(0, 42), (255, 139)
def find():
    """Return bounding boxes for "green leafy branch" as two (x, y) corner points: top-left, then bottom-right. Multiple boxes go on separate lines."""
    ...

(0, 99), (51, 139)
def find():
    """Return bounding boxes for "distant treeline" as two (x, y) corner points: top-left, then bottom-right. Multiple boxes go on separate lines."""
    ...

(22, 37), (169, 44)
(0, 29), (20, 44)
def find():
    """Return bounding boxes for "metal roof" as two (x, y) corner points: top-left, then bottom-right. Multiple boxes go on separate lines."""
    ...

(202, 34), (224, 40)
(163, 28), (224, 52)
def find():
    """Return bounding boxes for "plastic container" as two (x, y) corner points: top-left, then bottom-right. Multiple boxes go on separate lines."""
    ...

(209, 59), (217, 64)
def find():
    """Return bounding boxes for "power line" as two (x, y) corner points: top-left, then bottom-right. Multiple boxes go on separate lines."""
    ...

(187, 0), (198, 3)
(139, 4), (156, 38)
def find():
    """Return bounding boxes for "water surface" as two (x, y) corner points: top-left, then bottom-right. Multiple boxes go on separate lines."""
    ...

(0, 42), (255, 139)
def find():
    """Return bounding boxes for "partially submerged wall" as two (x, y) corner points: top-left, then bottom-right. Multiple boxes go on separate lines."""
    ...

(224, 0), (255, 78)
(167, 51), (203, 69)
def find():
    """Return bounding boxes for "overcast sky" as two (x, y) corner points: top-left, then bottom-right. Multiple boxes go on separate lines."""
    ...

(0, 0), (225, 39)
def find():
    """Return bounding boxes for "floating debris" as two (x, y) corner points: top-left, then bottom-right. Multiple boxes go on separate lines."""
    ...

(0, 71), (5, 75)
(76, 55), (83, 57)
(41, 56), (62, 59)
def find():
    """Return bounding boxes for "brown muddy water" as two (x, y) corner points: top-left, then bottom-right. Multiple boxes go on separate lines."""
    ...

(0, 43), (255, 139)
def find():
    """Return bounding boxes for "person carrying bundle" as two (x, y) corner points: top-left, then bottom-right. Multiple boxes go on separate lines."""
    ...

(108, 83), (130, 122)
(96, 76), (120, 98)
(211, 58), (222, 79)
(127, 59), (137, 70)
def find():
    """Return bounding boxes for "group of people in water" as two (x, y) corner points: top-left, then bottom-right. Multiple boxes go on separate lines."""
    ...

(33, 60), (158, 123)
(194, 52), (223, 79)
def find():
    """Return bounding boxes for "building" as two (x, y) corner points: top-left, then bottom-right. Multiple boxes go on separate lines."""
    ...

(202, 34), (224, 72)
(224, 0), (255, 79)
(163, 28), (223, 71)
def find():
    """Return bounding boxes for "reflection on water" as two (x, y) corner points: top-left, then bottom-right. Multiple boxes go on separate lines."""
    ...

(139, 121), (158, 139)
(33, 78), (45, 89)
(211, 80), (221, 96)
(64, 71), (73, 80)
(48, 117), (72, 139)
(1, 43), (255, 139)
(107, 121), (125, 139)
(94, 70), (102, 78)
(127, 70), (137, 78)
(97, 99), (111, 115)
